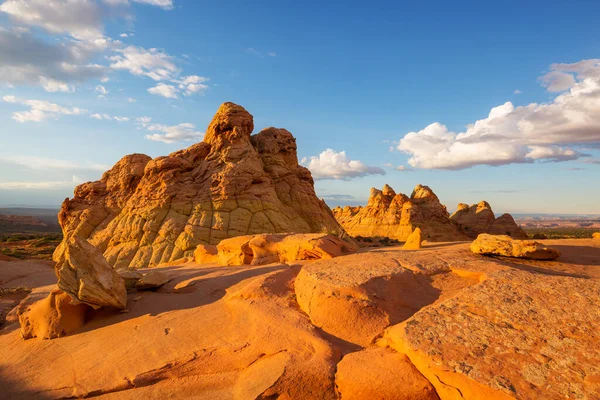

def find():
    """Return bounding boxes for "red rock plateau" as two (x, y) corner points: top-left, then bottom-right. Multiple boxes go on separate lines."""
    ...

(333, 185), (525, 242)
(54, 102), (345, 270)
(2, 238), (600, 399)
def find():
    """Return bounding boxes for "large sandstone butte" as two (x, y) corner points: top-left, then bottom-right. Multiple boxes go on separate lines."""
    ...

(332, 184), (469, 242)
(54, 102), (345, 269)
(450, 201), (527, 239)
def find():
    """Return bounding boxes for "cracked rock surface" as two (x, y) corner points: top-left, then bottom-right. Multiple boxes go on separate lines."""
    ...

(54, 102), (345, 270)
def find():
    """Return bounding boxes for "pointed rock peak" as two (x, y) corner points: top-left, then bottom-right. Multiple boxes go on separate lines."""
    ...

(369, 187), (383, 199)
(476, 201), (492, 211)
(456, 203), (470, 212)
(410, 184), (438, 201)
(382, 184), (396, 197)
(203, 102), (254, 148)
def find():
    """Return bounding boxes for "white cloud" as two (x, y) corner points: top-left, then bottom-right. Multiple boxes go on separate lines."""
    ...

(148, 83), (178, 99)
(109, 45), (179, 81)
(3, 95), (85, 122)
(131, 0), (173, 9)
(127, 97), (137, 102)
(95, 84), (108, 95)
(395, 165), (414, 171)
(246, 48), (262, 58)
(0, 0), (103, 39)
(0, 155), (108, 171)
(176, 75), (208, 96)
(0, 28), (106, 90)
(40, 77), (75, 93)
(119, 33), (129, 38)
(397, 59), (600, 170)
(268, 52), (277, 57)
(114, 116), (129, 122)
(91, 113), (110, 120)
(513, 89), (522, 94)
(136, 116), (152, 126)
(301, 149), (386, 180)
(145, 123), (203, 143)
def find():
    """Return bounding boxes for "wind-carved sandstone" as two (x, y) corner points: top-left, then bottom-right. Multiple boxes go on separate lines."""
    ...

(54, 102), (345, 269)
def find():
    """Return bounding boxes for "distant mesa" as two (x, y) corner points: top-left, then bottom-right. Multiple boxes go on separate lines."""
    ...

(333, 184), (525, 242)
(54, 102), (347, 269)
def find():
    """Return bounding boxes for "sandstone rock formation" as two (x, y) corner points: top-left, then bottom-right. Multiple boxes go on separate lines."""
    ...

(18, 289), (89, 340)
(332, 184), (468, 242)
(450, 201), (528, 239)
(135, 271), (170, 290)
(56, 236), (127, 309)
(470, 234), (560, 260)
(195, 233), (355, 266)
(54, 102), (346, 269)
(594, 232), (600, 240)
(403, 227), (423, 250)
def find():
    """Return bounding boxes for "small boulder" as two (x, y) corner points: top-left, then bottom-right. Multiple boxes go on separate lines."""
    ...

(593, 232), (600, 240)
(136, 271), (170, 290)
(470, 234), (560, 260)
(19, 289), (90, 340)
(116, 268), (144, 290)
(194, 244), (219, 264)
(57, 236), (127, 309)
(403, 228), (423, 250)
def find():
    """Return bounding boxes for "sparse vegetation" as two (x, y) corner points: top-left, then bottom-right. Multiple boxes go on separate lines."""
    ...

(524, 228), (598, 239)
(0, 233), (62, 260)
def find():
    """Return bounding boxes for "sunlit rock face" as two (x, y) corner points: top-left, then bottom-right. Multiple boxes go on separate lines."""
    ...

(54, 102), (346, 269)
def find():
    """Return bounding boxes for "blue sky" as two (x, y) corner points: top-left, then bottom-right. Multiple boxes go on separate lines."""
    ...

(0, 0), (599, 214)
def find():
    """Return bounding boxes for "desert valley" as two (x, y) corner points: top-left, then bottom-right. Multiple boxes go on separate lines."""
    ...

(1, 103), (599, 399)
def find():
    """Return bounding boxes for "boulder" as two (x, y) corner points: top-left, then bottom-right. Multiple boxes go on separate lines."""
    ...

(403, 227), (423, 250)
(593, 232), (600, 240)
(116, 268), (143, 290)
(193, 244), (219, 264)
(196, 233), (356, 266)
(56, 236), (127, 309)
(18, 289), (90, 340)
(333, 184), (468, 242)
(470, 234), (560, 260)
(54, 102), (347, 269)
(335, 347), (439, 400)
(532, 233), (548, 240)
(135, 271), (170, 290)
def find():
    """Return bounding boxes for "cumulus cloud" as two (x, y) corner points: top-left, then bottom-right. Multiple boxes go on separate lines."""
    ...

(0, 0), (103, 39)
(109, 45), (179, 81)
(3, 95), (85, 122)
(147, 83), (178, 98)
(90, 113), (129, 122)
(301, 149), (386, 180)
(0, 28), (105, 90)
(176, 75), (209, 96)
(145, 123), (203, 143)
(397, 59), (600, 170)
